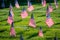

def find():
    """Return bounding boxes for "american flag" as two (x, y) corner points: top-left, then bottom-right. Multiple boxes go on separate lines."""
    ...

(41, 0), (44, 5)
(7, 10), (13, 25)
(21, 7), (28, 19)
(29, 13), (36, 28)
(41, 0), (46, 7)
(46, 18), (54, 27)
(27, 0), (30, 7)
(49, 3), (53, 12)
(15, 0), (20, 8)
(10, 22), (16, 37)
(27, 0), (34, 12)
(10, 10), (14, 18)
(9, 3), (14, 17)
(1, 0), (5, 8)
(45, 9), (54, 27)
(9, 3), (13, 10)
(54, 0), (58, 8)
(38, 27), (43, 37)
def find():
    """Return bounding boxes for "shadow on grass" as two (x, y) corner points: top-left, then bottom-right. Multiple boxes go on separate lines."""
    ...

(0, 23), (9, 26)
(46, 38), (53, 40)
(0, 29), (7, 33)
(36, 21), (41, 23)
(55, 22), (60, 25)
(16, 31), (24, 35)
(34, 7), (42, 11)
(0, 36), (20, 38)
(0, 14), (7, 16)
(16, 26), (30, 35)
(43, 30), (47, 33)
(53, 8), (56, 10)
(46, 37), (60, 40)
(58, 16), (60, 17)
(14, 20), (22, 23)
(0, 19), (7, 22)
(37, 14), (45, 17)
(27, 32), (38, 39)
(0, 20), (22, 26)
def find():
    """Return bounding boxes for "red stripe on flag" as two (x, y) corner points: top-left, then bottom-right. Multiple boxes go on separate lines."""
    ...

(10, 27), (16, 37)
(45, 18), (54, 27)
(21, 11), (28, 18)
(29, 19), (36, 28)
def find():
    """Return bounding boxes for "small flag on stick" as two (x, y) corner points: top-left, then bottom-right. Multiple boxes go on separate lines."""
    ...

(29, 13), (36, 28)
(38, 27), (43, 37)
(10, 22), (16, 37)
(45, 7), (54, 27)
(49, 3), (53, 12)
(41, 0), (46, 7)
(54, 0), (58, 8)
(27, 0), (34, 12)
(15, 0), (20, 8)
(7, 11), (13, 25)
(46, 18), (54, 27)
(21, 7), (28, 19)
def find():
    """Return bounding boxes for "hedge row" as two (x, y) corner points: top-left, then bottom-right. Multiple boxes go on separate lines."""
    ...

(0, 0), (60, 8)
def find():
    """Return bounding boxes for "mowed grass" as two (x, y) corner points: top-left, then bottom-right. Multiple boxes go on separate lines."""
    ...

(0, 2), (60, 40)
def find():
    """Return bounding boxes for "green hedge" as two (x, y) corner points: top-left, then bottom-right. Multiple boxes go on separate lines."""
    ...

(0, 0), (60, 8)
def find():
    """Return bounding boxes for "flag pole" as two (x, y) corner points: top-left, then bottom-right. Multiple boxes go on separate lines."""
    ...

(54, 32), (58, 40)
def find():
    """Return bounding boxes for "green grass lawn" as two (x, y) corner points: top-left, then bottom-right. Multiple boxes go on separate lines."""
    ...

(0, 2), (60, 40)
